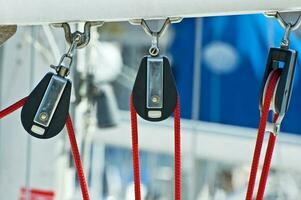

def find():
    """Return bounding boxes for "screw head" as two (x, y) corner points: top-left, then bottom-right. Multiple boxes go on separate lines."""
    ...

(39, 112), (49, 122)
(151, 95), (160, 104)
(149, 46), (160, 57)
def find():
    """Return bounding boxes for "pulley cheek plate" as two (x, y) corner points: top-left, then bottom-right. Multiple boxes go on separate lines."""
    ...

(259, 48), (297, 114)
(21, 73), (71, 139)
(132, 56), (178, 121)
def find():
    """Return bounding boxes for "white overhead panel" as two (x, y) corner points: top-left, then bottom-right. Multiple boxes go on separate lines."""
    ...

(0, 0), (301, 25)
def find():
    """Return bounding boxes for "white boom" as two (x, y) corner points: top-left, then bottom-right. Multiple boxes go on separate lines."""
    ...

(0, 0), (301, 25)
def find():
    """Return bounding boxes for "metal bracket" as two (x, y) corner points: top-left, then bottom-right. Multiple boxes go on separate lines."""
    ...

(265, 122), (280, 136)
(50, 21), (104, 77)
(33, 75), (68, 134)
(52, 21), (104, 49)
(129, 17), (182, 56)
(50, 34), (80, 77)
(146, 56), (164, 110)
(265, 11), (301, 31)
(265, 11), (301, 48)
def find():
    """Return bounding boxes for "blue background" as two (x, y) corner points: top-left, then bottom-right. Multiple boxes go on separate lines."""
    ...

(170, 15), (301, 134)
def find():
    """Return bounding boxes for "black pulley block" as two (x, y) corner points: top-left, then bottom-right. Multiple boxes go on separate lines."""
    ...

(132, 56), (178, 122)
(21, 73), (71, 139)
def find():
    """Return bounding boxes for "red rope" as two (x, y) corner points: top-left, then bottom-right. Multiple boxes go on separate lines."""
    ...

(0, 97), (28, 119)
(174, 96), (181, 200)
(0, 98), (90, 200)
(130, 95), (181, 200)
(245, 69), (281, 200)
(130, 95), (141, 200)
(256, 131), (277, 200)
(66, 114), (90, 200)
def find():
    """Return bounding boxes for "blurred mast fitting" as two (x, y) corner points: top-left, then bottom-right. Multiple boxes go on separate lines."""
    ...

(0, 0), (301, 25)
(0, 25), (16, 46)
